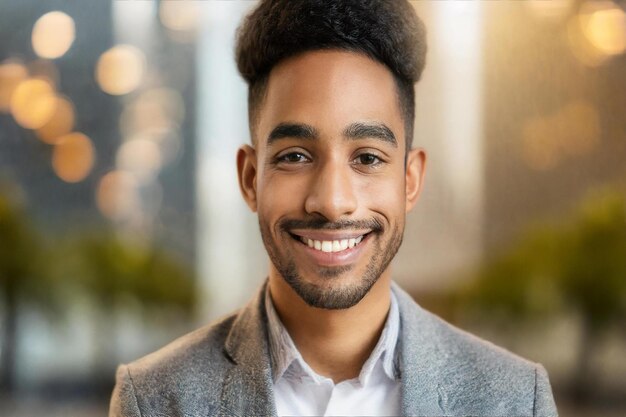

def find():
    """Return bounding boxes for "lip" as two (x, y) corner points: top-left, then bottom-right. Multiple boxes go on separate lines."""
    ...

(289, 229), (371, 241)
(289, 231), (372, 267)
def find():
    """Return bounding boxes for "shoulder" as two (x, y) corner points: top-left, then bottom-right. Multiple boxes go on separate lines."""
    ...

(129, 312), (238, 379)
(110, 312), (239, 416)
(393, 284), (557, 416)
(427, 310), (556, 415)
(425, 307), (540, 385)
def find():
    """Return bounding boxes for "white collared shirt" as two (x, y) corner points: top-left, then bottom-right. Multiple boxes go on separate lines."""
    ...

(265, 289), (402, 417)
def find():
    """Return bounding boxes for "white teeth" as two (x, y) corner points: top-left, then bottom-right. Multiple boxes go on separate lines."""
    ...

(299, 235), (367, 253)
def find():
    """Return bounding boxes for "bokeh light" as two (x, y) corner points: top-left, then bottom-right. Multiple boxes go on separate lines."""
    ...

(569, 1), (626, 66)
(120, 88), (185, 136)
(522, 118), (561, 171)
(116, 137), (163, 183)
(559, 101), (600, 156)
(0, 60), (28, 112)
(581, 3), (626, 56)
(52, 132), (95, 183)
(522, 100), (600, 171)
(96, 170), (141, 220)
(95, 44), (146, 95)
(567, 17), (609, 67)
(31, 11), (76, 59)
(35, 96), (76, 144)
(159, 0), (200, 35)
(10, 78), (57, 129)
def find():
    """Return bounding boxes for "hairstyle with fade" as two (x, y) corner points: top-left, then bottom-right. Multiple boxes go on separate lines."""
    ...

(235, 0), (427, 152)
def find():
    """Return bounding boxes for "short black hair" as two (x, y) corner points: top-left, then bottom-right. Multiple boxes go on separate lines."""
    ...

(235, 0), (427, 151)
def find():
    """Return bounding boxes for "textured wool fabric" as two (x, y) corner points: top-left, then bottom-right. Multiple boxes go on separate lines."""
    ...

(109, 281), (559, 417)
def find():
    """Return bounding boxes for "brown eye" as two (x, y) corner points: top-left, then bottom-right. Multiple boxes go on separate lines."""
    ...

(278, 152), (309, 163)
(357, 153), (380, 165)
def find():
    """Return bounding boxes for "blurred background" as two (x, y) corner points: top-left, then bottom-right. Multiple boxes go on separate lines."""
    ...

(0, 0), (624, 416)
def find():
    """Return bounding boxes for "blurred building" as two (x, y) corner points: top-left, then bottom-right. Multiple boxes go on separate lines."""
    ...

(0, 0), (198, 397)
(483, 0), (626, 251)
(0, 1), (117, 232)
(0, 0), (197, 263)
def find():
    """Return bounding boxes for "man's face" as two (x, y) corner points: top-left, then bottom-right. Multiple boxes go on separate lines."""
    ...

(238, 50), (425, 309)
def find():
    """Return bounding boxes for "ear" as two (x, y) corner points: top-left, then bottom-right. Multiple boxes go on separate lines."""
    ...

(236, 144), (258, 212)
(405, 148), (426, 213)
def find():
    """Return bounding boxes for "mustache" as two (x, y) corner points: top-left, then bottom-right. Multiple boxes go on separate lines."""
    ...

(279, 217), (383, 233)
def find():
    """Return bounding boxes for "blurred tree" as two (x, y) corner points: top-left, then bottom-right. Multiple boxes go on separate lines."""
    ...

(0, 182), (196, 393)
(557, 191), (626, 399)
(55, 232), (196, 381)
(0, 186), (57, 393)
(460, 188), (626, 400)
(459, 226), (566, 322)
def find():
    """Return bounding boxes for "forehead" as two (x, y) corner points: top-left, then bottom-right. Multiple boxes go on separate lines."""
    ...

(256, 50), (405, 148)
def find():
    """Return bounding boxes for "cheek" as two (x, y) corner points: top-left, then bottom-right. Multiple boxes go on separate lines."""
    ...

(257, 172), (309, 217)
(354, 171), (406, 213)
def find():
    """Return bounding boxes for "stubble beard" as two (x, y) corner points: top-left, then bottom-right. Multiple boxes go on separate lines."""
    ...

(259, 219), (404, 310)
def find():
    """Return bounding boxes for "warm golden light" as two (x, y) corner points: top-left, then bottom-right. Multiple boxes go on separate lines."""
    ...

(522, 118), (560, 171)
(0, 60), (28, 112)
(522, 100), (600, 171)
(159, 1), (200, 33)
(35, 96), (76, 144)
(95, 45), (146, 95)
(582, 5), (626, 56)
(116, 137), (163, 183)
(560, 101), (600, 156)
(120, 88), (185, 136)
(52, 132), (95, 183)
(10, 78), (57, 129)
(96, 170), (140, 220)
(32, 11), (76, 59)
(567, 16), (609, 67)
(525, 0), (573, 21)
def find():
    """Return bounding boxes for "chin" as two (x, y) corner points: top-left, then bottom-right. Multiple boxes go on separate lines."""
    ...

(281, 265), (380, 310)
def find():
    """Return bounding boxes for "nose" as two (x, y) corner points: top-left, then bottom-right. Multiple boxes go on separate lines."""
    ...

(304, 159), (357, 221)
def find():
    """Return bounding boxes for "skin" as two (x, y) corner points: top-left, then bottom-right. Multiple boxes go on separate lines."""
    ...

(237, 50), (426, 382)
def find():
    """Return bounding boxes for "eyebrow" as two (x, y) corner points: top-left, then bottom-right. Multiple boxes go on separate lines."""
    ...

(265, 121), (397, 148)
(266, 123), (318, 145)
(343, 122), (397, 148)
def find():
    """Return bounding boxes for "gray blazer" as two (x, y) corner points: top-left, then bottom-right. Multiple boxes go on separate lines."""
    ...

(110, 282), (558, 416)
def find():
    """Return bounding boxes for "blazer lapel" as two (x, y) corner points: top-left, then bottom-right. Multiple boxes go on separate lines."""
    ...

(220, 281), (277, 417)
(218, 281), (452, 416)
(393, 283), (450, 416)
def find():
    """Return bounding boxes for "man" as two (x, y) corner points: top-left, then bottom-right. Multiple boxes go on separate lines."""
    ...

(110, 1), (558, 416)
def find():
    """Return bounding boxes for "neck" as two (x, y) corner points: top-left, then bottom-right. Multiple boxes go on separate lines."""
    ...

(269, 270), (392, 383)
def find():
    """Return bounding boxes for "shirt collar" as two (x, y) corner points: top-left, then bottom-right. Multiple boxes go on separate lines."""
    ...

(264, 286), (400, 386)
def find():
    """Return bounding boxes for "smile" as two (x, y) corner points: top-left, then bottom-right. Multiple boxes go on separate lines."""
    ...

(298, 235), (365, 253)
(286, 230), (373, 267)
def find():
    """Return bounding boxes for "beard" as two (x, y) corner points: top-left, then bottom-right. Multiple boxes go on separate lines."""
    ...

(259, 216), (404, 310)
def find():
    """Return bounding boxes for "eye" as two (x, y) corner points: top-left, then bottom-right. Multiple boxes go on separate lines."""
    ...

(276, 152), (310, 164)
(355, 153), (381, 166)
